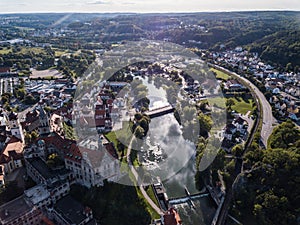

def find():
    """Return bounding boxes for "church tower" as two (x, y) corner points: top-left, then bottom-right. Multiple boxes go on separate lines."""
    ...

(8, 112), (25, 142)
(38, 105), (51, 136)
(37, 139), (47, 160)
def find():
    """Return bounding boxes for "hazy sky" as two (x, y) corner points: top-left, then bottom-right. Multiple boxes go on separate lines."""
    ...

(1, 0), (300, 13)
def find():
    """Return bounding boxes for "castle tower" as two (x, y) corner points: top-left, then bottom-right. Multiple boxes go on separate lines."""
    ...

(38, 106), (51, 136)
(8, 112), (24, 142)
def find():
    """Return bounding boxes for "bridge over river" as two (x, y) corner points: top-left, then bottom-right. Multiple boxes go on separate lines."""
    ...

(145, 105), (175, 119)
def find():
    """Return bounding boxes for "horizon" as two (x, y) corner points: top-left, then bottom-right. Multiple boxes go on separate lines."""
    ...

(1, 9), (300, 15)
(1, 0), (300, 14)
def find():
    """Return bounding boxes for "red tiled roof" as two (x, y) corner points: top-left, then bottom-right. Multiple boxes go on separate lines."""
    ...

(95, 118), (105, 127)
(37, 131), (118, 164)
(41, 216), (55, 225)
(163, 208), (182, 225)
(0, 136), (24, 163)
(53, 106), (73, 121)
(38, 133), (81, 163)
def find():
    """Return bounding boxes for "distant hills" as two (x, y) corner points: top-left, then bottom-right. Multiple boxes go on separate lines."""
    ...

(1, 11), (299, 69)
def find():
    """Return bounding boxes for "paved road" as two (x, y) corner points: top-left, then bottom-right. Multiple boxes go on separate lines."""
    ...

(211, 64), (277, 147)
(126, 135), (164, 216)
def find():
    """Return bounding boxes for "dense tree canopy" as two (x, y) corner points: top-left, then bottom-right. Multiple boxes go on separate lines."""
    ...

(234, 120), (300, 225)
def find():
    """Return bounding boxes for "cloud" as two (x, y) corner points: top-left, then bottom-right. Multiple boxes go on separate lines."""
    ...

(87, 0), (111, 5)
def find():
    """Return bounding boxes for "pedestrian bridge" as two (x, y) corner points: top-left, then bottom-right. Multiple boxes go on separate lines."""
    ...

(145, 105), (175, 118)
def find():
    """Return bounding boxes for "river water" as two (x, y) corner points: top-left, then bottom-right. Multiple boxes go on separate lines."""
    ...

(134, 77), (216, 225)
(141, 114), (216, 225)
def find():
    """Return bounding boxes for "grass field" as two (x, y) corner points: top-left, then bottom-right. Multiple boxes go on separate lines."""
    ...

(210, 68), (231, 81)
(146, 186), (160, 208)
(134, 179), (161, 220)
(209, 97), (226, 109)
(209, 96), (254, 115)
(231, 97), (254, 115)
(104, 122), (133, 158)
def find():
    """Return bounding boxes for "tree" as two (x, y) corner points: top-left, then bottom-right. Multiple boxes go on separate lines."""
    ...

(233, 121), (300, 225)
(198, 112), (213, 137)
(24, 132), (32, 144)
(226, 98), (235, 110)
(46, 153), (64, 168)
(134, 125), (145, 139)
(24, 94), (36, 104)
(232, 144), (244, 157)
(285, 62), (292, 72)
(31, 131), (39, 141)
(268, 120), (300, 149)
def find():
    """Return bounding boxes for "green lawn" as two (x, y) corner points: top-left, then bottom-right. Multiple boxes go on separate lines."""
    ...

(104, 122), (133, 158)
(146, 185), (160, 208)
(210, 68), (231, 81)
(135, 184), (161, 220)
(209, 97), (226, 109)
(104, 131), (119, 149)
(209, 96), (254, 115)
(0, 46), (47, 56)
(231, 97), (254, 115)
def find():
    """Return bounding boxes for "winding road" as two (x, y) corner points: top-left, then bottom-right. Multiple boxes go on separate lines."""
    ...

(210, 64), (277, 147)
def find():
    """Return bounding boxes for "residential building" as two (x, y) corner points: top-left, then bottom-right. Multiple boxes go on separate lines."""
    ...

(25, 157), (70, 202)
(25, 132), (121, 188)
(0, 195), (44, 225)
(47, 195), (96, 225)
(0, 136), (24, 186)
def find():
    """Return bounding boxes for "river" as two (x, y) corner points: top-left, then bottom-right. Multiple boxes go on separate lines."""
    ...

(134, 76), (216, 225)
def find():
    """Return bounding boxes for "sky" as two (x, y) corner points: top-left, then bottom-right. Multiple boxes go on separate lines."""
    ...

(0, 0), (300, 13)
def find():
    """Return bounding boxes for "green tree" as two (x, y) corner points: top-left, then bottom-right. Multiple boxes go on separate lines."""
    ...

(134, 125), (145, 139)
(232, 144), (244, 157)
(198, 112), (213, 137)
(226, 98), (235, 110)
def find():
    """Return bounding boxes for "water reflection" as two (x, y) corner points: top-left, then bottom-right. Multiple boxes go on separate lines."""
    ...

(140, 111), (215, 225)
(132, 76), (216, 224)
